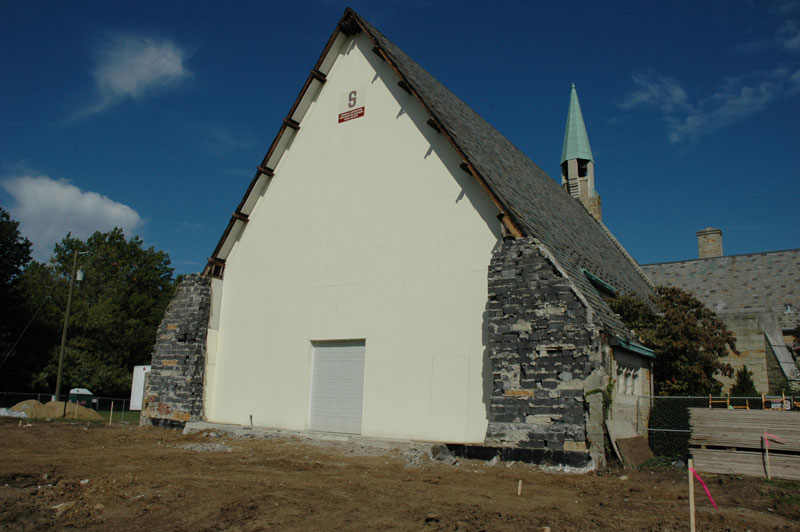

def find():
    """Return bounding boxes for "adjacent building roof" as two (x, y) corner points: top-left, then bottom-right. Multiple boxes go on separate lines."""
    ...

(206, 8), (655, 344)
(560, 84), (594, 164)
(641, 249), (800, 332)
(766, 332), (800, 382)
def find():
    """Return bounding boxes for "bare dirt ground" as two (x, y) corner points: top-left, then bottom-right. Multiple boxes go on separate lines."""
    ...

(1, 419), (798, 531)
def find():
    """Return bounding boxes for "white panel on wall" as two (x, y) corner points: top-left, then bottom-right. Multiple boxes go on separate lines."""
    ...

(129, 365), (151, 411)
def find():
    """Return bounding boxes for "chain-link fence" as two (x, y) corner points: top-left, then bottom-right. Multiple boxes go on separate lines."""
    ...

(640, 394), (798, 459)
(4, 390), (797, 444)
(0, 391), (54, 407)
(0, 391), (138, 423)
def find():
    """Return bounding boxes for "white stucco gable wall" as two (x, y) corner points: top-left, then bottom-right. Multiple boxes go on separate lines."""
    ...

(206, 33), (502, 442)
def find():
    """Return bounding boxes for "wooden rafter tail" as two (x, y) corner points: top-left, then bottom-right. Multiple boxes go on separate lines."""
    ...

(257, 165), (274, 177)
(232, 211), (249, 222)
(371, 46), (386, 61)
(338, 10), (362, 36)
(310, 69), (327, 83)
(283, 117), (300, 130)
(426, 118), (441, 133)
(206, 9), (349, 265)
(204, 256), (226, 279)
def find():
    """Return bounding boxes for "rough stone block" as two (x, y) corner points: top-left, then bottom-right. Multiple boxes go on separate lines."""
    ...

(141, 274), (211, 428)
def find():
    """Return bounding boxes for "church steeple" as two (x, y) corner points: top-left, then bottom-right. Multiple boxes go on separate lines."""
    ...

(561, 83), (601, 222)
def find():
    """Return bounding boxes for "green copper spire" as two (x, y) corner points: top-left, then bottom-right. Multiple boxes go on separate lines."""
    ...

(560, 83), (593, 164)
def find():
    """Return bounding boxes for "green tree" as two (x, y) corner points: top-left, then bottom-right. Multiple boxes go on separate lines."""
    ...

(0, 261), (62, 391)
(0, 207), (34, 390)
(729, 365), (758, 397)
(25, 229), (178, 397)
(0, 207), (32, 289)
(608, 286), (736, 396)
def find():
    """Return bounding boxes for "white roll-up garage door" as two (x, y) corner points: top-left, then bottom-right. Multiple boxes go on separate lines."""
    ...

(309, 340), (365, 434)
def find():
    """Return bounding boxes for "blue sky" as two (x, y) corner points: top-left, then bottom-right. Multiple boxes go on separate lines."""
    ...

(1, 1), (799, 273)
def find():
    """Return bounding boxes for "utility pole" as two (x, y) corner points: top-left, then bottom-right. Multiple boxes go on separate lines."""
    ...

(54, 251), (79, 401)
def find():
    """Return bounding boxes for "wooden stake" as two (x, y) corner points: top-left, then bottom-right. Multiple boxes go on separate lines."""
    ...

(764, 433), (772, 480)
(108, 402), (114, 426)
(517, 479), (522, 496)
(73, 402), (78, 419)
(688, 458), (696, 532)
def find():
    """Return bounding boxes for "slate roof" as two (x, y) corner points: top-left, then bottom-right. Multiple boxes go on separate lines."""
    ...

(641, 249), (800, 332)
(207, 9), (655, 344)
(357, 12), (654, 341)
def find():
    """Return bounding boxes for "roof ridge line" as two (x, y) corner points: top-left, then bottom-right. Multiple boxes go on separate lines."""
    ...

(642, 247), (800, 266)
(594, 218), (656, 291)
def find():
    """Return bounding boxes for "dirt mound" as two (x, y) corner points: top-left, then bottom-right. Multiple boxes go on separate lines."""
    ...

(0, 421), (797, 532)
(9, 399), (47, 418)
(40, 401), (104, 421)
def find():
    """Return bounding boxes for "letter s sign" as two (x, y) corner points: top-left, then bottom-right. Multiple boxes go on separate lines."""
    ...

(348, 90), (357, 108)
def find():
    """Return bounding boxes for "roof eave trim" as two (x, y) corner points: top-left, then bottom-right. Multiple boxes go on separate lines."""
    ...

(350, 12), (524, 239)
(611, 337), (656, 359)
(581, 268), (618, 296)
(204, 11), (352, 276)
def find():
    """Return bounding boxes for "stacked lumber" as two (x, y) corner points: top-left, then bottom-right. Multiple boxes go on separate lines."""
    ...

(688, 408), (800, 480)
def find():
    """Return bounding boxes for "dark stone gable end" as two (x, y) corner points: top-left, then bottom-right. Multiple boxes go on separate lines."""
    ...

(141, 274), (211, 428)
(484, 238), (607, 467)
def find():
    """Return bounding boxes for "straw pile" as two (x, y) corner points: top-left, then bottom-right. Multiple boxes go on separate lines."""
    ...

(10, 399), (103, 421)
(9, 399), (47, 418)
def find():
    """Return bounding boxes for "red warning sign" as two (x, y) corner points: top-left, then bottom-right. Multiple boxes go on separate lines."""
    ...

(338, 106), (365, 123)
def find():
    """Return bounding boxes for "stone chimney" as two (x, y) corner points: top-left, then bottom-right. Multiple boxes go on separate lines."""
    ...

(697, 227), (723, 258)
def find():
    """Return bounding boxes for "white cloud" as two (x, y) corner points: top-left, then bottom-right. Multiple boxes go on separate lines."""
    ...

(789, 69), (800, 93)
(618, 74), (691, 114)
(2, 175), (143, 260)
(777, 20), (800, 52)
(739, 17), (800, 55)
(76, 33), (191, 118)
(668, 80), (777, 143)
(769, 1), (800, 16)
(619, 68), (799, 143)
(199, 124), (257, 155)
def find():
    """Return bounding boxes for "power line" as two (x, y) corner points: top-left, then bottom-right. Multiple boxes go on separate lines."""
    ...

(0, 281), (57, 371)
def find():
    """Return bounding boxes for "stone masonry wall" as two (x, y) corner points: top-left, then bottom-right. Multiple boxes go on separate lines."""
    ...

(717, 313), (770, 393)
(485, 238), (607, 467)
(141, 274), (211, 428)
